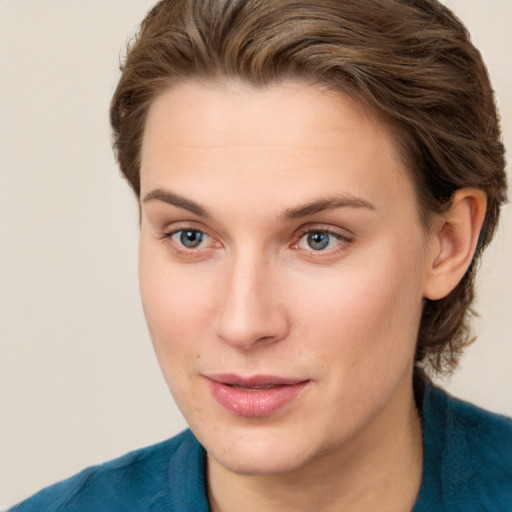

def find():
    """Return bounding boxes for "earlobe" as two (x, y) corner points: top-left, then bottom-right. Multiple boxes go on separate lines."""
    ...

(423, 188), (487, 301)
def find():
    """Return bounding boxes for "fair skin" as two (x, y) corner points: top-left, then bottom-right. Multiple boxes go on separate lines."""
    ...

(138, 80), (486, 511)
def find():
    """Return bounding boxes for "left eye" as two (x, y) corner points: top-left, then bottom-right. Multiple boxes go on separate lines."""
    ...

(171, 229), (208, 249)
(297, 230), (345, 251)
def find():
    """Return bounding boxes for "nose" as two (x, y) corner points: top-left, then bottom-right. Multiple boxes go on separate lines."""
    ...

(213, 252), (289, 350)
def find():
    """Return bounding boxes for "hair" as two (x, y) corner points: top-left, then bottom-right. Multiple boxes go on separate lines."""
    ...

(110, 0), (507, 375)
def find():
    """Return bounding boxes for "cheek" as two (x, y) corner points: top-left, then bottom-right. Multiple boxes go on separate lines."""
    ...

(138, 245), (214, 372)
(139, 255), (217, 424)
(290, 248), (425, 377)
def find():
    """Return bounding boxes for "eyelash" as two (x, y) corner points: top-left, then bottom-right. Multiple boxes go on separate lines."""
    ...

(291, 226), (353, 254)
(160, 225), (353, 257)
(160, 227), (219, 256)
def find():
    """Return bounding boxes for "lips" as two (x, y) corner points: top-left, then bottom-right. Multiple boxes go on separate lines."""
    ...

(205, 374), (310, 417)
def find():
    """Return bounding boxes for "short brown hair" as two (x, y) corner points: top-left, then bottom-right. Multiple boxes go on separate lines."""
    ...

(110, 0), (507, 374)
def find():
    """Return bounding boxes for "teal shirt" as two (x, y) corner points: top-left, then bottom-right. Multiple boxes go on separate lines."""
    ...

(413, 379), (512, 511)
(10, 379), (512, 511)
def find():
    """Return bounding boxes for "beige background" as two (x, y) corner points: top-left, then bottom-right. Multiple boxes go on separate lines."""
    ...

(0, 0), (510, 508)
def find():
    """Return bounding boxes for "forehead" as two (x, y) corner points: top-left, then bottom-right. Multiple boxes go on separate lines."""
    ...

(142, 80), (391, 154)
(140, 80), (417, 218)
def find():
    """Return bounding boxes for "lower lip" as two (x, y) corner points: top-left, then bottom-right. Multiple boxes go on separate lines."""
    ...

(207, 379), (310, 417)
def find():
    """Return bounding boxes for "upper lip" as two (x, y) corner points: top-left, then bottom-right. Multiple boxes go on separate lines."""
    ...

(205, 373), (309, 387)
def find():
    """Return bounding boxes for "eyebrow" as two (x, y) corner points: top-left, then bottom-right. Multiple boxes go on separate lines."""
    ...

(142, 188), (211, 218)
(142, 188), (375, 221)
(280, 195), (375, 221)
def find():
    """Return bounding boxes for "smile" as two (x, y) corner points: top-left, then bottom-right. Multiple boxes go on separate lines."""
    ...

(205, 374), (311, 417)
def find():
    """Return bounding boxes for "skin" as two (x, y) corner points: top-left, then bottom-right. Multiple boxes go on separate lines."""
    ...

(138, 80), (484, 511)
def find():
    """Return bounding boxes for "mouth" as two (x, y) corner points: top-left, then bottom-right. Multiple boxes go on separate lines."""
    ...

(205, 374), (311, 417)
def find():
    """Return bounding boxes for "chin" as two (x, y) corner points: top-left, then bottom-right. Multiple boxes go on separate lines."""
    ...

(197, 420), (330, 476)
(209, 442), (315, 476)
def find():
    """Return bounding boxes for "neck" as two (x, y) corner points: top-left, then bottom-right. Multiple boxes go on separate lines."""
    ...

(207, 373), (423, 512)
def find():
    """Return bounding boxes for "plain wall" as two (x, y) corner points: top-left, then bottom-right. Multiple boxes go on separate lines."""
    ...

(1, 0), (511, 508)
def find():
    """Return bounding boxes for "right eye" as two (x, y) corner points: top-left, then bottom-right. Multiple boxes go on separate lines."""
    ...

(166, 229), (210, 249)
(175, 229), (207, 248)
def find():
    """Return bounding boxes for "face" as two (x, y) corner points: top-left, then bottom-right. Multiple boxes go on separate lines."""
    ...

(139, 81), (433, 476)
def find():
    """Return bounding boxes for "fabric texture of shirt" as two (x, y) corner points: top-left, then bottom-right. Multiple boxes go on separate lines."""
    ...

(9, 379), (512, 511)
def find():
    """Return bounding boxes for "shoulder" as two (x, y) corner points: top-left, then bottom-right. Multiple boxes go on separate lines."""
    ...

(444, 388), (512, 450)
(8, 429), (207, 512)
(428, 383), (512, 467)
(417, 381), (512, 511)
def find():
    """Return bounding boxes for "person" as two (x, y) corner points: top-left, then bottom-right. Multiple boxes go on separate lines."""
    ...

(9, 0), (511, 510)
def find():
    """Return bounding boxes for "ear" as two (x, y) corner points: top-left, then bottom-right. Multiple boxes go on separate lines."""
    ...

(423, 188), (487, 301)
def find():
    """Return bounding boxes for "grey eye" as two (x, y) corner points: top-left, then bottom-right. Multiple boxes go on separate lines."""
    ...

(307, 232), (330, 250)
(179, 230), (204, 248)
